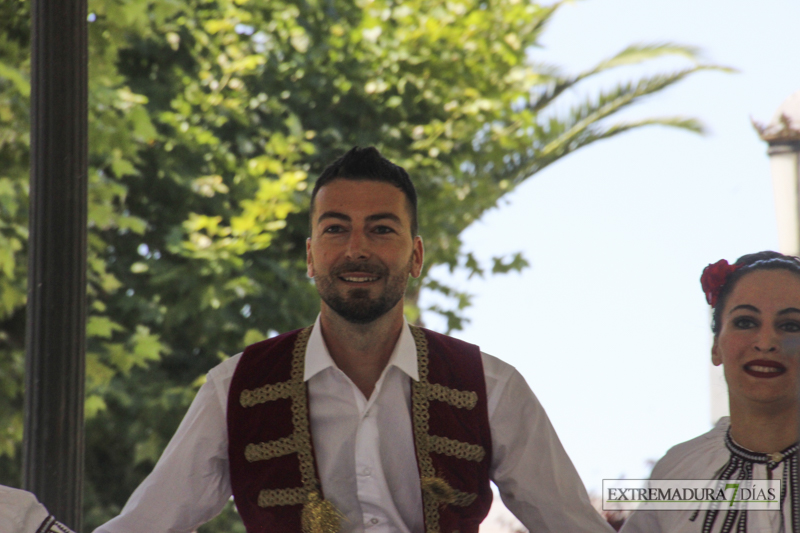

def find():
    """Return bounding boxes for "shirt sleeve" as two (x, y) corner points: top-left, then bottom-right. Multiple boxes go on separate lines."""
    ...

(0, 485), (50, 533)
(488, 368), (614, 533)
(92, 365), (234, 533)
(618, 503), (661, 533)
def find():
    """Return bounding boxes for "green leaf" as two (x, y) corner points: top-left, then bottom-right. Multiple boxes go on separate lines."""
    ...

(0, 61), (30, 97)
(491, 253), (530, 275)
(87, 316), (125, 339)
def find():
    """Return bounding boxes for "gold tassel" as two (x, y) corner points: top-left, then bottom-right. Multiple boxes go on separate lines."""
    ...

(301, 491), (341, 533)
(421, 476), (457, 505)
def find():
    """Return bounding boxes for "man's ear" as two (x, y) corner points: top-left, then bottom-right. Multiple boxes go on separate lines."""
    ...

(711, 337), (722, 366)
(410, 236), (424, 278)
(306, 238), (314, 278)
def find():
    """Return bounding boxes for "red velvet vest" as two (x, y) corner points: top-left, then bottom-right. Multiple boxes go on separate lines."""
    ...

(227, 325), (492, 533)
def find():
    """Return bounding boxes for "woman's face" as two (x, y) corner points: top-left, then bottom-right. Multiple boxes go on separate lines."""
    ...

(712, 269), (800, 410)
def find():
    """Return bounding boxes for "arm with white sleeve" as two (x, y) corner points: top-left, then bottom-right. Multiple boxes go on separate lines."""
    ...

(484, 355), (614, 533)
(92, 356), (240, 533)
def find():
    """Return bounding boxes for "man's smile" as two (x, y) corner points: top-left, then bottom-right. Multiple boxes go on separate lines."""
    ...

(330, 261), (387, 285)
(339, 274), (380, 283)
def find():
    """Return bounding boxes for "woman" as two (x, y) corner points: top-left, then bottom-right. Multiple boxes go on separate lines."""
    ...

(622, 251), (799, 533)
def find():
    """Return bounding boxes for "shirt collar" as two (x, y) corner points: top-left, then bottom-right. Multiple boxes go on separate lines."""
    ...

(304, 314), (419, 382)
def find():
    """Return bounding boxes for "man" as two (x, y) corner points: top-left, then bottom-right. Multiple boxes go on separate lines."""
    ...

(94, 147), (611, 533)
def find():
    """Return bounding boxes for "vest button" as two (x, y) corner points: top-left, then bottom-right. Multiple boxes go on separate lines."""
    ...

(370, 518), (379, 525)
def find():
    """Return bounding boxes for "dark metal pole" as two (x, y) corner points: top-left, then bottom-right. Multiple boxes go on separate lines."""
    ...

(23, 0), (88, 530)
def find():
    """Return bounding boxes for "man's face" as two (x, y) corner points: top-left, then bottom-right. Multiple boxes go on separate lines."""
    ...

(306, 178), (423, 324)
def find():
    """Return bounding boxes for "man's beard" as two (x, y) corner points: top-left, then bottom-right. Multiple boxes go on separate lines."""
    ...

(315, 259), (410, 324)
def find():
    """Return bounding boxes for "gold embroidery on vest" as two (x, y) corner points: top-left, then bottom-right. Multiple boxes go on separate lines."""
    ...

(240, 327), (342, 533)
(240, 380), (296, 407)
(421, 477), (478, 507)
(410, 326), (483, 533)
(258, 487), (307, 507)
(302, 491), (343, 533)
(245, 435), (297, 462)
(428, 435), (486, 462)
(423, 383), (477, 410)
(450, 491), (478, 507)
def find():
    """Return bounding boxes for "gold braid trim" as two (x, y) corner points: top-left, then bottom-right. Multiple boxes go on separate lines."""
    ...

(450, 490), (478, 507)
(428, 435), (486, 462)
(240, 380), (296, 407)
(258, 487), (307, 507)
(410, 326), (440, 533)
(410, 326), (482, 532)
(245, 435), (297, 462)
(288, 327), (317, 491)
(246, 327), (341, 532)
(423, 383), (478, 410)
(421, 477), (478, 507)
(288, 327), (342, 532)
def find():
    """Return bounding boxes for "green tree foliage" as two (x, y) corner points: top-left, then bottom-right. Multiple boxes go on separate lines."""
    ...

(0, 0), (725, 529)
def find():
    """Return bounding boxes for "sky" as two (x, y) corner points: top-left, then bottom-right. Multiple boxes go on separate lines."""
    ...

(416, 0), (800, 529)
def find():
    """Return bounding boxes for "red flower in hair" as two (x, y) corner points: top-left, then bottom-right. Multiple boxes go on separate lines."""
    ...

(700, 259), (740, 307)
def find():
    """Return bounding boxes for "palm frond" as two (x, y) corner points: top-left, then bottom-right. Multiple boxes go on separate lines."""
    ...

(526, 43), (734, 115)
(539, 66), (710, 157)
(586, 43), (704, 75)
(522, 0), (569, 45)
(490, 65), (724, 185)
(599, 116), (705, 138)
(527, 76), (574, 114)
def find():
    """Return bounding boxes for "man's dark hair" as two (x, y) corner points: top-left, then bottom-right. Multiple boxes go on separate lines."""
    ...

(310, 146), (418, 236)
(711, 250), (800, 335)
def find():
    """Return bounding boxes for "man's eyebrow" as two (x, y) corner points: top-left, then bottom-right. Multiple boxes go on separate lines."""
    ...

(366, 213), (402, 224)
(729, 304), (760, 314)
(317, 211), (351, 224)
(778, 307), (800, 316)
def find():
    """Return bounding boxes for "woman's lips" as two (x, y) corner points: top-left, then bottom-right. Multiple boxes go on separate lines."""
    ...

(743, 359), (787, 378)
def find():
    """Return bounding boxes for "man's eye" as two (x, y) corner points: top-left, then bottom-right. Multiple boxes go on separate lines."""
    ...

(323, 225), (345, 233)
(373, 226), (395, 234)
(733, 317), (756, 329)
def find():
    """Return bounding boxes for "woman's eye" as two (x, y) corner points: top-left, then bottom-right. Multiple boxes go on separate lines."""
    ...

(732, 317), (756, 329)
(780, 322), (800, 333)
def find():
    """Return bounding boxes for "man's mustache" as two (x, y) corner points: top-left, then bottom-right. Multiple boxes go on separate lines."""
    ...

(330, 262), (387, 277)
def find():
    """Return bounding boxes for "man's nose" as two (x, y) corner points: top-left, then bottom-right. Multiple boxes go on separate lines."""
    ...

(345, 230), (369, 259)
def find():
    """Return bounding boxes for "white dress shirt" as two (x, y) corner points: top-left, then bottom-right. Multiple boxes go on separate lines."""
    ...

(94, 317), (612, 533)
(621, 417), (793, 533)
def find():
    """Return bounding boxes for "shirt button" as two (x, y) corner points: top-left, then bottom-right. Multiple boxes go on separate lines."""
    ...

(360, 467), (371, 476)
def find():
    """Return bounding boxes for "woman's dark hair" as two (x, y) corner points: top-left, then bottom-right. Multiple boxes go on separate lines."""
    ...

(711, 250), (800, 335)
